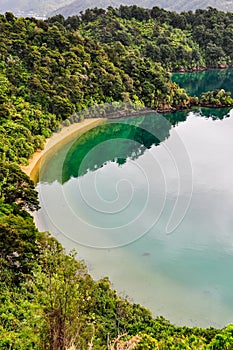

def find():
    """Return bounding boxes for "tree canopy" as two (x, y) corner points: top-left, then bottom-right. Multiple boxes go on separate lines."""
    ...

(1, 6), (233, 349)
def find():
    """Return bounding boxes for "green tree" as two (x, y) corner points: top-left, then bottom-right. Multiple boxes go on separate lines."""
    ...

(0, 161), (39, 211)
(35, 238), (93, 350)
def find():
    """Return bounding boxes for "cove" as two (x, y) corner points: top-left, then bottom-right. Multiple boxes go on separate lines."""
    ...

(35, 69), (233, 328)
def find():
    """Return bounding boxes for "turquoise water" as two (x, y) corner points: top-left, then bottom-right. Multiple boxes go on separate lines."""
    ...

(36, 70), (233, 327)
(172, 68), (233, 97)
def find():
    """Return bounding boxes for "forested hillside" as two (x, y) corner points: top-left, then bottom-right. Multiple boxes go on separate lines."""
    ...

(77, 6), (233, 70)
(0, 6), (233, 163)
(1, 6), (233, 349)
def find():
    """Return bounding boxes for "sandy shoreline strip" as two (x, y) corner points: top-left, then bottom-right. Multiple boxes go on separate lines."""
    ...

(21, 118), (105, 179)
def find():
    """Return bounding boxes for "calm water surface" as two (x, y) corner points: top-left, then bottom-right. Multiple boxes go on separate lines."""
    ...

(36, 70), (233, 328)
(172, 68), (233, 97)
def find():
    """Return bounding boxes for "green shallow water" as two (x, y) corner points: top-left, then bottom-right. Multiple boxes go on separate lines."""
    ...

(36, 69), (233, 327)
(172, 68), (233, 97)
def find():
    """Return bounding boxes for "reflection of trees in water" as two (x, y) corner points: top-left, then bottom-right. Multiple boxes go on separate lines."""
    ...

(39, 109), (231, 184)
(62, 108), (231, 182)
(61, 111), (189, 182)
(172, 69), (233, 97)
(198, 107), (231, 120)
(62, 114), (172, 182)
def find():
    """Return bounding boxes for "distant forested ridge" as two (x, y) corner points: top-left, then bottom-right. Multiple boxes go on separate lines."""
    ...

(0, 0), (74, 18)
(51, 0), (233, 17)
(1, 6), (233, 349)
(1, 0), (233, 18)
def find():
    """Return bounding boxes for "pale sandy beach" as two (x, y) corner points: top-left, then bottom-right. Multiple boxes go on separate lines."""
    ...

(21, 118), (105, 179)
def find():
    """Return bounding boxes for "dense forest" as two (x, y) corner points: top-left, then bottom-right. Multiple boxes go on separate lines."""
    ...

(1, 6), (233, 163)
(1, 6), (233, 349)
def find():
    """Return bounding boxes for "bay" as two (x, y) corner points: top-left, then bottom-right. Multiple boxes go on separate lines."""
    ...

(36, 69), (233, 327)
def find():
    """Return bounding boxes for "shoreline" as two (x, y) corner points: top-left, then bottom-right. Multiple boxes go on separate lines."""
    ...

(170, 65), (233, 73)
(21, 94), (233, 181)
(21, 118), (105, 180)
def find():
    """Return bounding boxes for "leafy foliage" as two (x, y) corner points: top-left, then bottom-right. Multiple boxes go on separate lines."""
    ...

(1, 232), (233, 349)
(1, 6), (233, 349)
(200, 89), (233, 106)
(0, 7), (233, 163)
(0, 161), (39, 211)
(0, 10), (201, 163)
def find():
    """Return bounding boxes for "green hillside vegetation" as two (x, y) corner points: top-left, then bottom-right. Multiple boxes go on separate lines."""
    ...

(1, 6), (233, 349)
(1, 7), (233, 163)
(0, 9), (195, 164)
(200, 88), (233, 106)
(76, 6), (233, 70)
